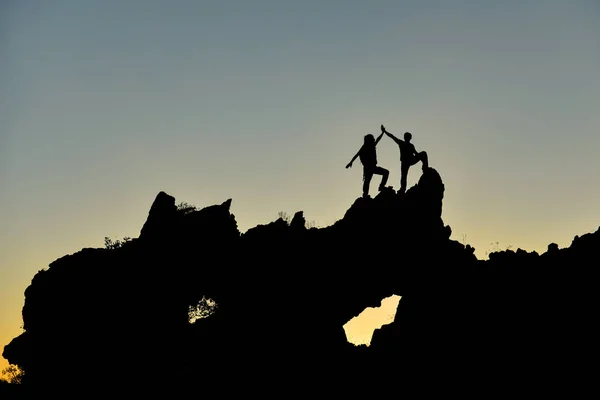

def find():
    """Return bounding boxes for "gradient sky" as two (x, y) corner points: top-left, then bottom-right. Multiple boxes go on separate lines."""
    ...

(1, 0), (599, 373)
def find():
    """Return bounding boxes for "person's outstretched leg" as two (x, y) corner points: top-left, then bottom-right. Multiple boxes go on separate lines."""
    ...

(374, 166), (389, 191)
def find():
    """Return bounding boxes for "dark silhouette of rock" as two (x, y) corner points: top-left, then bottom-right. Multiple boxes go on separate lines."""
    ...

(2, 169), (599, 395)
(139, 190), (177, 239)
(289, 210), (306, 230)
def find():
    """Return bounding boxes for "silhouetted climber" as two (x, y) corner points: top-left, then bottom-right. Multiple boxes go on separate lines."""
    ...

(381, 125), (428, 195)
(346, 130), (389, 198)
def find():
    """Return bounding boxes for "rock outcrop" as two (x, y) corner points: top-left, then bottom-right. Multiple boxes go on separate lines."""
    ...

(3, 167), (598, 395)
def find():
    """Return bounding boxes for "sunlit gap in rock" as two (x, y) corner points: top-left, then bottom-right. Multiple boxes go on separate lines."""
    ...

(343, 295), (401, 346)
(187, 296), (218, 324)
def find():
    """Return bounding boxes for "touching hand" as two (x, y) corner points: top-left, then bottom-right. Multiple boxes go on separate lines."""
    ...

(381, 124), (385, 133)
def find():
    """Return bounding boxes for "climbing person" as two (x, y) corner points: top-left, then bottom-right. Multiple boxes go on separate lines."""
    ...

(381, 124), (429, 195)
(346, 130), (389, 198)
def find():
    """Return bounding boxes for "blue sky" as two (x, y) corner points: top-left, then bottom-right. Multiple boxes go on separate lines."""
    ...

(2, 0), (599, 370)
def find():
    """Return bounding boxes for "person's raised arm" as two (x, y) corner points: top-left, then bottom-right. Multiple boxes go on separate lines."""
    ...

(382, 125), (401, 144)
(374, 131), (385, 146)
(346, 146), (362, 168)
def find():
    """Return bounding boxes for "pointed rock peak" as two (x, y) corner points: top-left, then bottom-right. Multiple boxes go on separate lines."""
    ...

(221, 198), (232, 211)
(139, 191), (177, 239)
(151, 191), (177, 213)
(290, 211), (306, 230)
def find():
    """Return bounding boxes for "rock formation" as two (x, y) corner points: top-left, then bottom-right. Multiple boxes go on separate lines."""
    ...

(3, 167), (598, 395)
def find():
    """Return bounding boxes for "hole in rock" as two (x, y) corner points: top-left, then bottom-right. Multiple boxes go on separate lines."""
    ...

(187, 296), (218, 324)
(343, 295), (401, 345)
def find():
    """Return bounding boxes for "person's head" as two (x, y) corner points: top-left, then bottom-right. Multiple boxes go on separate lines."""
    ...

(404, 132), (412, 142)
(364, 134), (375, 145)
